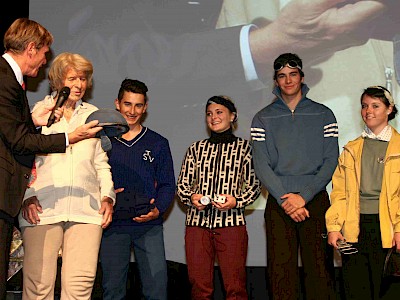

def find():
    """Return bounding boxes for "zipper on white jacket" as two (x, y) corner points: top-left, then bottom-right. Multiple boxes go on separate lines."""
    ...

(67, 146), (74, 216)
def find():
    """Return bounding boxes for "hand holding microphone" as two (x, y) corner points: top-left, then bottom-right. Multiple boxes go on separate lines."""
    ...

(47, 86), (70, 127)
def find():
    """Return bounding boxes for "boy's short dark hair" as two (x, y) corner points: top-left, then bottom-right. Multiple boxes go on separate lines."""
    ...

(118, 78), (148, 102)
(273, 53), (304, 80)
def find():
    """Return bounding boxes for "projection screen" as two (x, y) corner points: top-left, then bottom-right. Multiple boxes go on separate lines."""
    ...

(28, 0), (400, 266)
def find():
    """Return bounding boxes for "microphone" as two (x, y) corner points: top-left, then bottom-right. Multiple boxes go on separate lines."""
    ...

(47, 86), (70, 127)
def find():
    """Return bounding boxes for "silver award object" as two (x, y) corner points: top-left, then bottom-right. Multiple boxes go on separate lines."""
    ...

(200, 196), (211, 205)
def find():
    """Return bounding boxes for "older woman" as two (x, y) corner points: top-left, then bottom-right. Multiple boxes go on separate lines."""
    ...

(177, 95), (261, 300)
(326, 86), (400, 299)
(18, 52), (115, 300)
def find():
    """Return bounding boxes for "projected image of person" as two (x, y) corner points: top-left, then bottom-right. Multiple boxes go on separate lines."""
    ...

(326, 86), (400, 300)
(100, 79), (175, 300)
(177, 96), (261, 299)
(18, 52), (115, 300)
(251, 53), (339, 299)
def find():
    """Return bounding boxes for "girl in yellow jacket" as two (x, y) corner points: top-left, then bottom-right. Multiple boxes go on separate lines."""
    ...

(326, 86), (400, 299)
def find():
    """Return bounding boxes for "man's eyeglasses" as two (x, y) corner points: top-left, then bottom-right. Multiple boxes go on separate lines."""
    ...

(274, 60), (302, 71)
(337, 240), (358, 255)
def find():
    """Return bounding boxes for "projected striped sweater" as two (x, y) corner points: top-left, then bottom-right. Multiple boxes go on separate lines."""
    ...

(177, 137), (261, 228)
(250, 84), (339, 205)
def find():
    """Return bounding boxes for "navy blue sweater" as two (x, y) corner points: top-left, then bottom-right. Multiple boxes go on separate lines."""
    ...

(107, 127), (175, 226)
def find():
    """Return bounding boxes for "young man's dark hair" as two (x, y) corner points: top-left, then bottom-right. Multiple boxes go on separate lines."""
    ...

(273, 52), (304, 80)
(117, 78), (149, 102)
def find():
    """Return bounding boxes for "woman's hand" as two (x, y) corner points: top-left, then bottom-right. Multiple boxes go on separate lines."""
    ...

(191, 194), (208, 211)
(212, 194), (236, 211)
(393, 232), (400, 252)
(327, 231), (344, 249)
(21, 196), (42, 225)
(99, 197), (114, 229)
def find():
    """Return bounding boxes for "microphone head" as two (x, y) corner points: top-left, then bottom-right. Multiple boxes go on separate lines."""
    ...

(59, 86), (71, 98)
(46, 86), (71, 127)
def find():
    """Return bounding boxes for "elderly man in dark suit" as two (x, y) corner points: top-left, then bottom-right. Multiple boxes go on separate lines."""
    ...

(0, 18), (102, 299)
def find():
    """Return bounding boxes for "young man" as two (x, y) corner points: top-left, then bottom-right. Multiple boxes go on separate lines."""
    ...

(250, 53), (339, 299)
(99, 79), (175, 300)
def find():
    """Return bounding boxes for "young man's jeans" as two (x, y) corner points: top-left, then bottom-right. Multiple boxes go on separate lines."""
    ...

(100, 225), (168, 300)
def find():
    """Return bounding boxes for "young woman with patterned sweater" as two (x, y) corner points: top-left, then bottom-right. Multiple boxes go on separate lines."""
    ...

(177, 95), (261, 300)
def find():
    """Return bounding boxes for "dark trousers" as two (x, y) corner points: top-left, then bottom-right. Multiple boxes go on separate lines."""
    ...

(0, 217), (13, 300)
(265, 191), (335, 300)
(185, 225), (248, 300)
(342, 214), (400, 300)
(100, 225), (168, 300)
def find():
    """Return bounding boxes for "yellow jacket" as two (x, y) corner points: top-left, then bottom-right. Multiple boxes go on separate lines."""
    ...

(326, 126), (400, 248)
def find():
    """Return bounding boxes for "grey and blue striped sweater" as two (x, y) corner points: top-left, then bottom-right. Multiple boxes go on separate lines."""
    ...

(250, 84), (339, 205)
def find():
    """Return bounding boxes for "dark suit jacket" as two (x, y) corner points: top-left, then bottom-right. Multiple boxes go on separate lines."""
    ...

(0, 57), (67, 218)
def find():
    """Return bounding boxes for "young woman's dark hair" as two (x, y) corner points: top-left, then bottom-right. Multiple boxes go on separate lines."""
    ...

(361, 86), (397, 121)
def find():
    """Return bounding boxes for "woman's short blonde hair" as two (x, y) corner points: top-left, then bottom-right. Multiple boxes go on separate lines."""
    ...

(48, 52), (93, 91)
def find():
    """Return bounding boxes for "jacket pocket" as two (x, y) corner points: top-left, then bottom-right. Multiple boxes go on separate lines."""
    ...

(0, 155), (14, 174)
(342, 159), (355, 171)
(387, 163), (400, 198)
(388, 195), (400, 222)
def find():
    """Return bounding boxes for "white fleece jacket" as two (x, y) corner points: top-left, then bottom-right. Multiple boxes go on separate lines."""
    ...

(18, 98), (115, 227)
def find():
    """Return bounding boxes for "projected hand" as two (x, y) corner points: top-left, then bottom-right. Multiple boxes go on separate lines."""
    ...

(250, 0), (385, 71)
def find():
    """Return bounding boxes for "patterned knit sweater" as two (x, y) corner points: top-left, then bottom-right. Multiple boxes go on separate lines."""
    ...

(177, 131), (261, 228)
